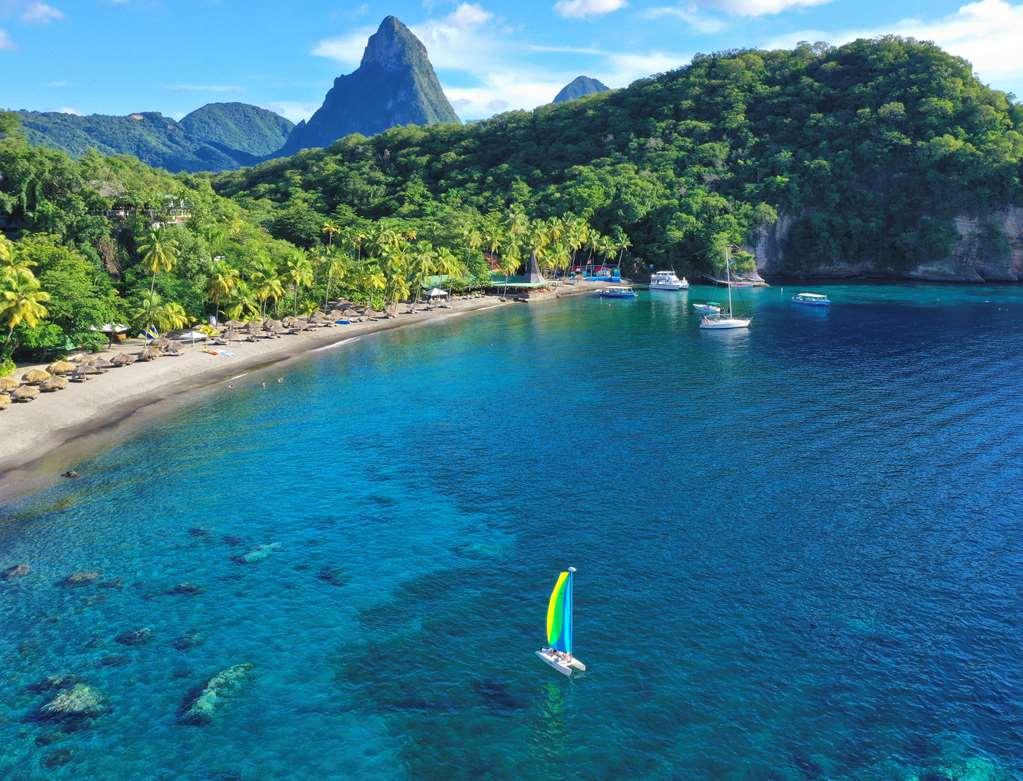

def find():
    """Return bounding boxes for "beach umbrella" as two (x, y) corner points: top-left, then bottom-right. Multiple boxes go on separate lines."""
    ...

(22, 369), (51, 385)
(154, 337), (173, 352)
(40, 376), (69, 392)
(0, 376), (19, 392)
(0, 393), (9, 410)
(47, 360), (76, 376)
(12, 386), (40, 402)
(363, 308), (379, 319)
(427, 287), (449, 299)
(111, 353), (137, 367)
(226, 319), (245, 329)
(138, 346), (162, 362)
(69, 369), (89, 383)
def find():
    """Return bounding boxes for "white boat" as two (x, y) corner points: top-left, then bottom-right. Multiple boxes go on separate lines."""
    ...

(597, 286), (636, 299)
(792, 292), (831, 307)
(700, 249), (750, 330)
(649, 270), (689, 290)
(536, 567), (586, 676)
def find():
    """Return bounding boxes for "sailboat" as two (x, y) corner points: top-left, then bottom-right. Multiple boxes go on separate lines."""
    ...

(700, 248), (751, 330)
(535, 567), (586, 676)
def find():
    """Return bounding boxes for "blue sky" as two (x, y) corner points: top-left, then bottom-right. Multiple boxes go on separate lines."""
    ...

(2, 0), (1022, 122)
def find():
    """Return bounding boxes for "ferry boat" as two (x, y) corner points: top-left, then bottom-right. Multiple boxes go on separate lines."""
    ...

(792, 292), (831, 307)
(649, 270), (689, 290)
(597, 286), (637, 299)
(693, 302), (722, 314)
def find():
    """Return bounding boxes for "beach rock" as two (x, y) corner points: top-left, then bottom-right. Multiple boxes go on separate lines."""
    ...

(37, 684), (105, 720)
(42, 748), (73, 768)
(115, 627), (153, 646)
(232, 543), (280, 564)
(172, 631), (203, 651)
(166, 582), (203, 596)
(178, 663), (254, 726)
(28, 675), (77, 694)
(59, 572), (100, 588)
(1, 563), (30, 580)
(316, 567), (349, 587)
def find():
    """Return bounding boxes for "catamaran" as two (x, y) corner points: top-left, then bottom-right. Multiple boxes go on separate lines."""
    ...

(536, 567), (586, 676)
(649, 270), (689, 290)
(700, 249), (751, 330)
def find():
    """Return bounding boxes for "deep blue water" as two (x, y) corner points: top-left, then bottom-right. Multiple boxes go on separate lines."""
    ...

(2, 284), (1022, 780)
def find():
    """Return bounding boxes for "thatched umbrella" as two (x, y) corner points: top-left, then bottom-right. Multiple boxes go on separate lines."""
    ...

(111, 353), (137, 367)
(47, 360), (76, 376)
(138, 346), (162, 362)
(40, 376), (69, 392)
(363, 308), (380, 319)
(225, 319), (245, 330)
(0, 392), (9, 410)
(327, 309), (346, 320)
(22, 369), (51, 386)
(0, 376), (19, 392)
(154, 337), (173, 352)
(12, 385), (40, 402)
(69, 369), (89, 383)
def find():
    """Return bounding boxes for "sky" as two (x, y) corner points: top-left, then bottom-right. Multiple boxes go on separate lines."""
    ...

(2, 0), (1023, 123)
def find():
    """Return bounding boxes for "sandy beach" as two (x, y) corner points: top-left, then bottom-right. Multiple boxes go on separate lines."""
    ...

(0, 282), (601, 498)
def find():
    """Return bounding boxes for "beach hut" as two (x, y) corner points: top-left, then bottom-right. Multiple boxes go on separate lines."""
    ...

(47, 360), (76, 376)
(22, 369), (51, 386)
(40, 376), (69, 392)
(0, 392), (9, 410)
(12, 386), (40, 402)
(0, 376), (19, 393)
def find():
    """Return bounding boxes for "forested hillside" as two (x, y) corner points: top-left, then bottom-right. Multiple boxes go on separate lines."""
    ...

(178, 103), (294, 157)
(218, 37), (1023, 276)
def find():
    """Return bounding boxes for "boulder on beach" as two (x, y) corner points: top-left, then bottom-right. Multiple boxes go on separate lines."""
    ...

(232, 543), (280, 564)
(2, 563), (30, 580)
(37, 684), (105, 720)
(115, 627), (153, 646)
(59, 571), (100, 587)
(179, 663), (254, 726)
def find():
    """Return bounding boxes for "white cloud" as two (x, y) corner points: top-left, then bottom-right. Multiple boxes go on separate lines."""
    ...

(448, 2), (493, 27)
(0, 29), (13, 50)
(764, 0), (1023, 84)
(643, 5), (727, 32)
(553, 0), (627, 19)
(262, 101), (320, 123)
(21, 2), (64, 23)
(164, 84), (243, 93)
(56, 106), (80, 115)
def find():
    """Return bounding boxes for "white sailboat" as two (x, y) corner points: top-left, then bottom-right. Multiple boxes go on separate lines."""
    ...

(535, 567), (586, 676)
(700, 249), (751, 330)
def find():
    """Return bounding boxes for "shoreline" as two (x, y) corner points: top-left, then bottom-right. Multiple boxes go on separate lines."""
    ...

(0, 283), (599, 503)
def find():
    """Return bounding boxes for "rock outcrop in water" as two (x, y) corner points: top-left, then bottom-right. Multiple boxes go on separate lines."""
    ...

(755, 208), (1023, 282)
(179, 663), (254, 725)
(2, 563), (30, 580)
(36, 683), (105, 721)
(59, 571), (100, 587)
(233, 543), (280, 564)
(115, 627), (153, 646)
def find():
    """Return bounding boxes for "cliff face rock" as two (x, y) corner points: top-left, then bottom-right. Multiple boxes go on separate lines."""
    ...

(279, 16), (460, 155)
(553, 76), (610, 104)
(756, 208), (1023, 282)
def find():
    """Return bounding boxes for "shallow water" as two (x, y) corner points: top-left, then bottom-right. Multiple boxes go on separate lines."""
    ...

(1, 284), (1022, 779)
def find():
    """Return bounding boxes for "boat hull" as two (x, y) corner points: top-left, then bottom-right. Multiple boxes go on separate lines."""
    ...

(792, 300), (830, 307)
(536, 649), (573, 676)
(700, 317), (751, 330)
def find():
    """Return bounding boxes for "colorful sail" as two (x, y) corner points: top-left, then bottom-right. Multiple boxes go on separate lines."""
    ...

(545, 568), (574, 654)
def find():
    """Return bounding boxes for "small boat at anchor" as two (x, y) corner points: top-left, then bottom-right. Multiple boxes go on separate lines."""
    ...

(792, 292), (831, 307)
(536, 567), (586, 677)
(649, 270), (689, 290)
(597, 286), (636, 299)
(700, 249), (750, 330)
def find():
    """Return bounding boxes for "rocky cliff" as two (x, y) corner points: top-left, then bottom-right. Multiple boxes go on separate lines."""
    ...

(279, 16), (460, 155)
(756, 209), (1023, 282)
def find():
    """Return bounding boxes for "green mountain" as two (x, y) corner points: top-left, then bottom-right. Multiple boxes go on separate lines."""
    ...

(279, 16), (460, 155)
(219, 38), (1023, 281)
(553, 76), (610, 104)
(10, 103), (292, 173)
(179, 102), (294, 157)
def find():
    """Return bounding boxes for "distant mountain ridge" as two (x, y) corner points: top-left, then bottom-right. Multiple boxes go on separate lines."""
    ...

(279, 16), (460, 155)
(12, 103), (293, 172)
(553, 76), (610, 104)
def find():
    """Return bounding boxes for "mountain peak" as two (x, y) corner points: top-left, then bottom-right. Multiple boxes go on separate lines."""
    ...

(553, 76), (611, 104)
(361, 15), (427, 71)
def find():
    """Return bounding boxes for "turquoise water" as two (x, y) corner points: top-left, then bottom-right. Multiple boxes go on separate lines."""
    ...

(2, 284), (1022, 779)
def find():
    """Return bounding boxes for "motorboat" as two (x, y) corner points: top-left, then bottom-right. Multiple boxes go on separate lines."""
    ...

(792, 292), (831, 307)
(597, 286), (636, 299)
(649, 270), (689, 290)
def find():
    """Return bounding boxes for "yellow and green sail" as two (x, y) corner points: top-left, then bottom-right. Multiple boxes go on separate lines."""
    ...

(545, 568), (574, 654)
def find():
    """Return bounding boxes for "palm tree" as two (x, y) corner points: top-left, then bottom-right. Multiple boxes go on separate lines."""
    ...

(207, 261), (240, 323)
(249, 261), (285, 318)
(322, 220), (341, 250)
(287, 254), (315, 314)
(322, 252), (348, 310)
(138, 229), (179, 294)
(133, 290), (188, 336)
(0, 267), (50, 357)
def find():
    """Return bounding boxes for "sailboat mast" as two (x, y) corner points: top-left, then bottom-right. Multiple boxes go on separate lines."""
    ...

(725, 247), (734, 317)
